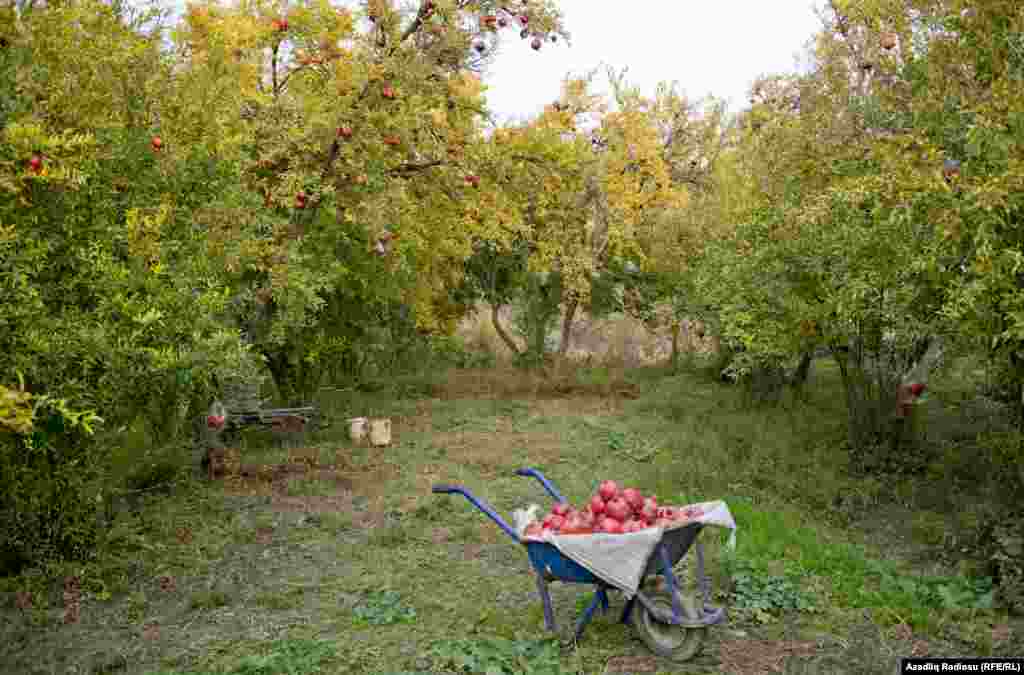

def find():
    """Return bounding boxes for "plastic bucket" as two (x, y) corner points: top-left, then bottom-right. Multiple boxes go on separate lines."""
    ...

(348, 417), (368, 443)
(369, 418), (391, 447)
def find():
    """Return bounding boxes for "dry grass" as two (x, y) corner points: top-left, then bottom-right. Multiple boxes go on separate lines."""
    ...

(429, 365), (642, 400)
(431, 426), (565, 479)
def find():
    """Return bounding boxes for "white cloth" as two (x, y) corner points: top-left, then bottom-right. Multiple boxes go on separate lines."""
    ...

(514, 500), (738, 597)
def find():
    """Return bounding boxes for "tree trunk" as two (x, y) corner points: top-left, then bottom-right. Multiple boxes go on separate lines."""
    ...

(263, 345), (319, 407)
(836, 333), (945, 473)
(670, 321), (680, 369)
(1009, 348), (1024, 432)
(491, 303), (521, 356)
(901, 336), (944, 387)
(558, 297), (579, 357)
(791, 350), (813, 386)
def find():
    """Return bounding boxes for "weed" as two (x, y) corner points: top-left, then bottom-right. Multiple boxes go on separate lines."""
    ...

(253, 592), (302, 611)
(145, 638), (338, 675)
(189, 589), (231, 611)
(232, 638), (337, 674)
(352, 590), (417, 626)
(429, 637), (566, 675)
(723, 556), (817, 621)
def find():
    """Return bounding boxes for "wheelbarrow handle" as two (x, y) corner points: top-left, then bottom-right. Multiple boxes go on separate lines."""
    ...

(513, 468), (567, 504)
(431, 484), (521, 542)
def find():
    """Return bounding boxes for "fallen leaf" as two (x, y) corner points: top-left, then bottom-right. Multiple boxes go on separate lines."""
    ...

(14, 591), (32, 610)
(176, 527), (193, 544)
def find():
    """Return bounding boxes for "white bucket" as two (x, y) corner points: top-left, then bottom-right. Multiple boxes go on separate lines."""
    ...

(348, 417), (368, 443)
(369, 418), (391, 447)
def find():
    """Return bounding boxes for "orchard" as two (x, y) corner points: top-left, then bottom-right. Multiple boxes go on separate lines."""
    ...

(2, 0), (1024, 670)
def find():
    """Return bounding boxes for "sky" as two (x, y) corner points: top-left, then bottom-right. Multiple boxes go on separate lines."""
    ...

(480, 0), (826, 124)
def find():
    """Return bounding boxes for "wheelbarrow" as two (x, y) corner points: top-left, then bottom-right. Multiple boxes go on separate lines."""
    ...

(432, 467), (726, 662)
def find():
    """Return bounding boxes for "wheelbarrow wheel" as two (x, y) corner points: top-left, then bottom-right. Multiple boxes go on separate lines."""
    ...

(631, 589), (705, 662)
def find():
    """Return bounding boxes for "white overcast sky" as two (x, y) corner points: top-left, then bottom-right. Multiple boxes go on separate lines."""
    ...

(481, 0), (825, 123)
(159, 0), (826, 121)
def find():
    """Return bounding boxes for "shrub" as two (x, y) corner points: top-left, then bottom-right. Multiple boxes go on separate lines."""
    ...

(0, 390), (105, 575)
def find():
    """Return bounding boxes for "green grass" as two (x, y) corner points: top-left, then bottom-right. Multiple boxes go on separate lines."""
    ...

(1, 357), (1020, 674)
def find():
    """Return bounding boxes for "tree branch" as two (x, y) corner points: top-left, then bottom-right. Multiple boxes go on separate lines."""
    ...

(386, 160), (445, 176)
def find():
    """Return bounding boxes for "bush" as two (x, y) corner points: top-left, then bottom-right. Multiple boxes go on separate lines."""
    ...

(988, 517), (1024, 614)
(962, 432), (1024, 613)
(0, 394), (105, 575)
(124, 453), (184, 493)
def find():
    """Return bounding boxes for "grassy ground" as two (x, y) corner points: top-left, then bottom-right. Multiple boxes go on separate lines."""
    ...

(1, 351), (1021, 674)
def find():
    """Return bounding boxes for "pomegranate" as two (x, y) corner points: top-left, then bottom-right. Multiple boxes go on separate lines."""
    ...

(551, 502), (570, 517)
(605, 498), (631, 522)
(559, 514), (592, 534)
(601, 518), (624, 534)
(598, 480), (618, 501)
(622, 488), (644, 511)
(590, 495), (606, 514)
(641, 499), (658, 522)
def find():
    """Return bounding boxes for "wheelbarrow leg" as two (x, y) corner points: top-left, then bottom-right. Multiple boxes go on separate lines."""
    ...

(573, 586), (610, 642)
(620, 595), (637, 624)
(659, 543), (684, 624)
(534, 570), (557, 632)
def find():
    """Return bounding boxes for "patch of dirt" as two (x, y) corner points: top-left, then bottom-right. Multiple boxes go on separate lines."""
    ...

(431, 366), (643, 401)
(397, 401), (438, 433)
(213, 453), (399, 507)
(603, 654), (659, 673)
(254, 527), (274, 544)
(269, 494), (354, 513)
(355, 510), (386, 529)
(534, 396), (629, 416)
(206, 453), (398, 522)
(334, 462), (400, 496)
(992, 622), (1013, 647)
(717, 639), (818, 675)
(431, 427), (567, 477)
(431, 527), (451, 545)
(462, 544), (484, 561)
(141, 622), (160, 641)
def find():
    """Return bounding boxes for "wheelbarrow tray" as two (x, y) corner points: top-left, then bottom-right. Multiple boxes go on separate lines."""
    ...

(523, 521), (702, 586)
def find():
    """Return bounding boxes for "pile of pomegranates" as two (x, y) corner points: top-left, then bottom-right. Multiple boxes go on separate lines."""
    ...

(522, 480), (704, 538)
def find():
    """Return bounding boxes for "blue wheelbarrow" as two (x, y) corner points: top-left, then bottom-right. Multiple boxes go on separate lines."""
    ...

(432, 467), (726, 662)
